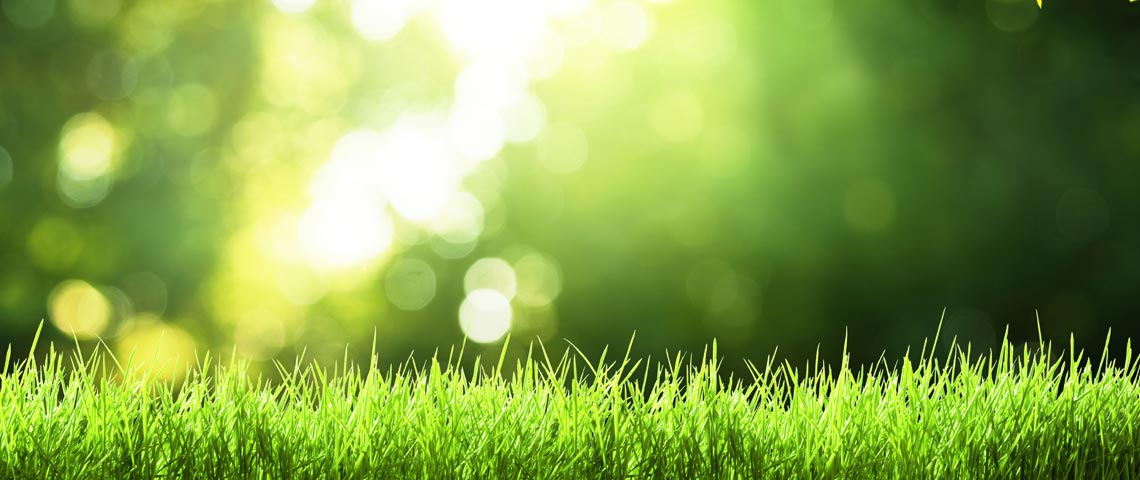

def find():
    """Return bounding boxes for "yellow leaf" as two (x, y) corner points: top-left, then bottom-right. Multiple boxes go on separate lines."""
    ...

(1037, 0), (1042, 7)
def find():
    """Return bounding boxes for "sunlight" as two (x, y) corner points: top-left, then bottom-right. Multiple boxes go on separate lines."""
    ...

(378, 116), (460, 223)
(350, 0), (425, 41)
(297, 193), (394, 270)
(309, 130), (386, 201)
(273, 0), (664, 302)
(437, 0), (548, 62)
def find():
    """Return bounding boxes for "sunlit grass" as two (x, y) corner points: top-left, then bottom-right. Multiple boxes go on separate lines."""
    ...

(2, 325), (1139, 479)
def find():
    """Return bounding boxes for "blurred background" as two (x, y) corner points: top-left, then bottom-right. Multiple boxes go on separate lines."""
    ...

(2, 0), (1139, 379)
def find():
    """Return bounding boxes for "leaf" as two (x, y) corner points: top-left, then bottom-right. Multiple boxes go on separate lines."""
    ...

(1037, 0), (1042, 7)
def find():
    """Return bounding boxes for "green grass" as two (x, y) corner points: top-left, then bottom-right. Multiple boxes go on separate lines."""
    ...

(3, 325), (1140, 479)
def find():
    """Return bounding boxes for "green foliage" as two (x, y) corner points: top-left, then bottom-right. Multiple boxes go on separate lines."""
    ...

(2, 329), (1139, 479)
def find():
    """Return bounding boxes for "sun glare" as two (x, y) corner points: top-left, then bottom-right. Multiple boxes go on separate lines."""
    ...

(378, 117), (460, 223)
(437, 0), (547, 62)
(249, 0), (662, 339)
(446, 101), (506, 164)
(297, 194), (394, 270)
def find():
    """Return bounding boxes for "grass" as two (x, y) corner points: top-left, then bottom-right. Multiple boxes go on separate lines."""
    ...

(2, 323), (1140, 479)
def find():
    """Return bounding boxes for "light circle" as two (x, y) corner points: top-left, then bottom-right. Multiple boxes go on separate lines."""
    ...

(464, 257), (516, 299)
(385, 259), (438, 310)
(458, 289), (512, 343)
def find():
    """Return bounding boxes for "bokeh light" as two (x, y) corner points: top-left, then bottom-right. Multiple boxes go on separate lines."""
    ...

(57, 112), (120, 208)
(48, 280), (111, 340)
(430, 234), (479, 260)
(298, 195), (394, 270)
(114, 315), (198, 382)
(350, 0), (424, 41)
(233, 310), (292, 360)
(377, 116), (463, 223)
(385, 259), (437, 310)
(499, 92), (547, 143)
(438, 0), (547, 61)
(275, 264), (328, 306)
(599, 1), (652, 51)
(553, 2), (601, 47)
(259, 15), (351, 115)
(464, 257), (517, 300)
(513, 252), (562, 307)
(121, 272), (168, 316)
(26, 217), (84, 273)
(537, 123), (589, 174)
(447, 101), (506, 163)
(165, 84), (218, 137)
(433, 192), (485, 244)
(58, 113), (116, 181)
(459, 288), (512, 344)
(271, 0), (316, 14)
(85, 50), (138, 101)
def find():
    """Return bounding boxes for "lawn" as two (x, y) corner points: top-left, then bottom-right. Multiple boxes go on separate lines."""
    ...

(2, 324), (1139, 479)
